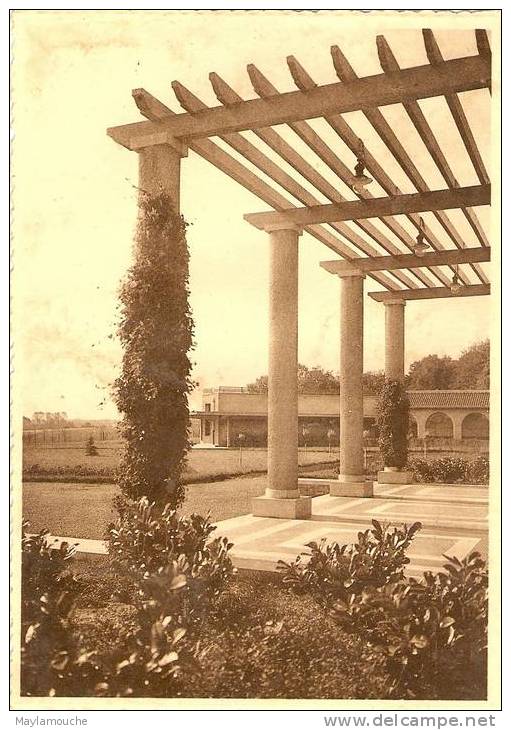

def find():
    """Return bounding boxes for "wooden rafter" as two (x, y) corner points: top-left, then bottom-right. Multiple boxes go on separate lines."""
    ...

(132, 88), (399, 291)
(107, 55), (490, 147)
(170, 80), (418, 290)
(328, 44), (486, 285)
(422, 29), (490, 186)
(204, 71), (439, 289)
(369, 284), (490, 301)
(377, 34), (490, 267)
(286, 53), (470, 287)
(244, 63), (445, 289)
(321, 246), (490, 274)
(245, 185), (490, 230)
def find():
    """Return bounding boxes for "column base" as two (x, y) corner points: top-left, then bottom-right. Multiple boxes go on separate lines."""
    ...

(252, 495), (312, 519)
(330, 475), (373, 498)
(377, 470), (414, 485)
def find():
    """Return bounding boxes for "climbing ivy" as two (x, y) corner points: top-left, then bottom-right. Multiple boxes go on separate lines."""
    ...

(113, 192), (195, 506)
(377, 379), (410, 469)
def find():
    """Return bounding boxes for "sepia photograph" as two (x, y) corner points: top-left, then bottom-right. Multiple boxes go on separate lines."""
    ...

(10, 8), (501, 711)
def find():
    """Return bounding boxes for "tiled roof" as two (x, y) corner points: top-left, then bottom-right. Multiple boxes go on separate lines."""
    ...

(407, 390), (489, 409)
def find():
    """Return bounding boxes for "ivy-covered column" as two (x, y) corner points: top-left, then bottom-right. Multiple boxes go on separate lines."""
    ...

(113, 137), (194, 506)
(252, 224), (311, 519)
(332, 270), (373, 498)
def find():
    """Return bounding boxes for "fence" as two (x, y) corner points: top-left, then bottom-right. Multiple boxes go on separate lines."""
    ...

(23, 427), (119, 447)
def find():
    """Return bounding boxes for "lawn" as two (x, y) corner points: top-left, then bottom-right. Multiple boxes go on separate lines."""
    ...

(22, 475), (268, 539)
(23, 443), (339, 482)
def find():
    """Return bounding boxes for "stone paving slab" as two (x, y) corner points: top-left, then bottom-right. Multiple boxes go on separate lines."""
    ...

(213, 513), (487, 577)
(373, 483), (488, 504)
(311, 494), (488, 533)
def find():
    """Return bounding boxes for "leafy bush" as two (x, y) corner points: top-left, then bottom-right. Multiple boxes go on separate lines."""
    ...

(277, 520), (421, 603)
(21, 499), (234, 698)
(409, 456), (489, 484)
(21, 522), (104, 696)
(113, 192), (195, 506)
(277, 521), (488, 699)
(107, 497), (234, 625)
(465, 455), (490, 484)
(378, 380), (410, 468)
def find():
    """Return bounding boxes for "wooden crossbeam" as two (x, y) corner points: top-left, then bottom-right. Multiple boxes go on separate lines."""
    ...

(377, 35), (490, 256)
(329, 44), (486, 285)
(369, 284), (490, 301)
(422, 29), (489, 186)
(131, 88), (399, 291)
(107, 55), (490, 148)
(246, 62), (443, 289)
(289, 52), (469, 288)
(321, 247), (490, 274)
(244, 185), (490, 230)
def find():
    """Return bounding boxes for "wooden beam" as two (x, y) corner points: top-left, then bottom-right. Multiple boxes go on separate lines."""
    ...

(321, 246), (490, 274)
(377, 35), (490, 263)
(369, 284), (490, 302)
(107, 55), (490, 147)
(289, 52), (469, 288)
(422, 30), (489, 186)
(130, 88), (399, 291)
(244, 185), (490, 230)
(246, 62), (443, 289)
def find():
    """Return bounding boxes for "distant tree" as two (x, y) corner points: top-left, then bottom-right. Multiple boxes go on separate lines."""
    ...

(454, 339), (489, 389)
(246, 375), (268, 393)
(247, 364), (339, 395)
(407, 355), (456, 390)
(85, 435), (98, 456)
(362, 370), (386, 395)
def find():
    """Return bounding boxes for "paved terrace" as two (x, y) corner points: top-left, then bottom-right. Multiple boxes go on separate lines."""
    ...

(44, 483), (488, 580)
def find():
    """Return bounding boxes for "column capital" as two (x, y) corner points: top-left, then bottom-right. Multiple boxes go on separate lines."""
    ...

(335, 268), (365, 279)
(265, 222), (303, 234)
(133, 137), (188, 158)
(383, 298), (406, 307)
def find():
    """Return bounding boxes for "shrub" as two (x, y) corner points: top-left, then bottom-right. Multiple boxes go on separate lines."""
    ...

(85, 436), (98, 457)
(21, 522), (104, 696)
(277, 521), (488, 699)
(107, 497), (234, 625)
(409, 456), (490, 484)
(277, 519), (421, 604)
(465, 455), (490, 483)
(378, 380), (410, 468)
(113, 192), (195, 507)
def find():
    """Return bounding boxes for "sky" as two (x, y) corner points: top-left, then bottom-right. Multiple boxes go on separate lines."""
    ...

(12, 10), (497, 418)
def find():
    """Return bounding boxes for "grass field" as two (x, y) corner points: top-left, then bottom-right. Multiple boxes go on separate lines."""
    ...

(22, 475), (268, 539)
(22, 442), (339, 482)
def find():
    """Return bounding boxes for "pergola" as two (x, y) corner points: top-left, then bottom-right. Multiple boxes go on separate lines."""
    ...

(107, 28), (492, 519)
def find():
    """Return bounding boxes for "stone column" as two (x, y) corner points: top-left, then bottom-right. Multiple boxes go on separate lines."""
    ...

(384, 300), (406, 381)
(252, 226), (311, 519)
(452, 413), (464, 442)
(331, 270), (372, 497)
(138, 143), (185, 211)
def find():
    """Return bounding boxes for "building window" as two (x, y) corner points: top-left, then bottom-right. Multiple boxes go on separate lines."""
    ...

(205, 403), (211, 412)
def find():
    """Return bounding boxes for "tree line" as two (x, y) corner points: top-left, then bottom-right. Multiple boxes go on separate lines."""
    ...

(246, 339), (489, 395)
